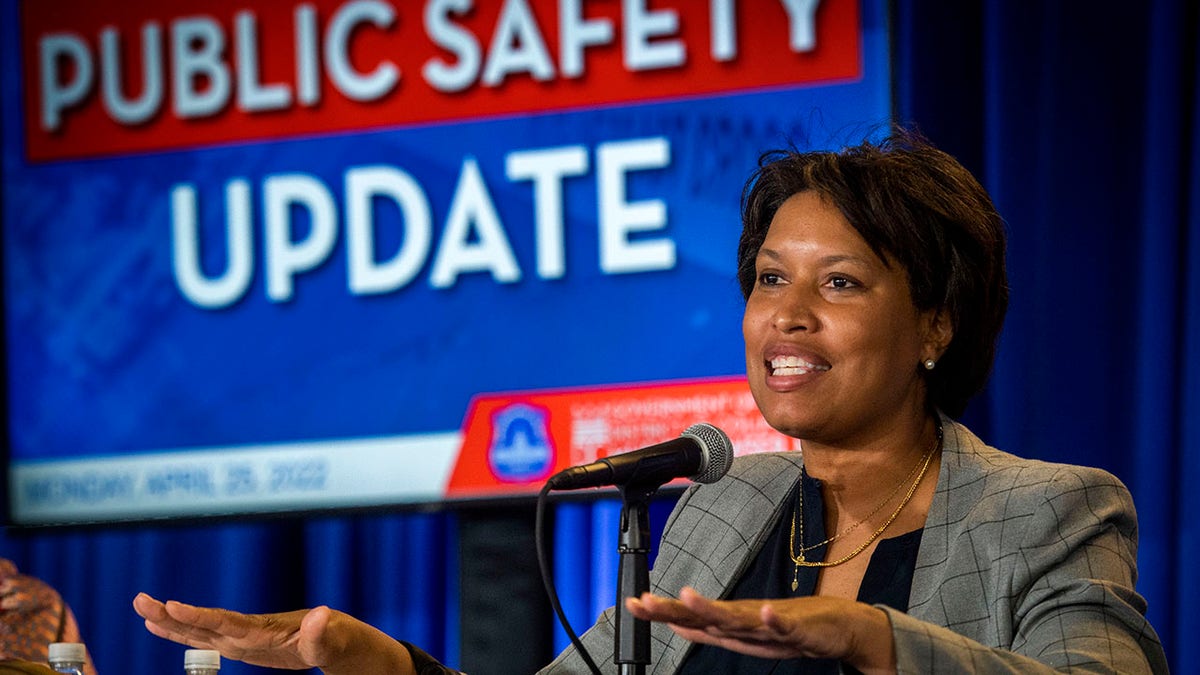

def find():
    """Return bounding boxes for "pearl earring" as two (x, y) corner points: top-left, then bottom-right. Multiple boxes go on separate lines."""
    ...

(923, 359), (936, 371)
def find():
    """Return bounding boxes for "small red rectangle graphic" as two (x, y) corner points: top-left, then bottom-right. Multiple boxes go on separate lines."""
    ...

(445, 376), (797, 499)
(21, 0), (861, 162)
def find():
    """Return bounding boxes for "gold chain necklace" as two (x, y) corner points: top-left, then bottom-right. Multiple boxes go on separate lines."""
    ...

(788, 426), (942, 590)
(792, 441), (929, 558)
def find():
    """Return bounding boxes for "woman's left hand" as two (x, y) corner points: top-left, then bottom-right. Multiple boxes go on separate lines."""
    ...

(625, 587), (896, 674)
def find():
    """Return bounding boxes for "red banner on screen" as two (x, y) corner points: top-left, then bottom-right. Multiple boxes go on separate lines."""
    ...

(445, 376), (798, 499)
(21, 0), (861, 162)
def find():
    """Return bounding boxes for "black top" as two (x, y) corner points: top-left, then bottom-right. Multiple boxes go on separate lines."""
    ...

(677, 470), (923, 674)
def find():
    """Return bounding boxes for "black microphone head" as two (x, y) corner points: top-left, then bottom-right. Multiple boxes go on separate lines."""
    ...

(681, 423), (733, 484)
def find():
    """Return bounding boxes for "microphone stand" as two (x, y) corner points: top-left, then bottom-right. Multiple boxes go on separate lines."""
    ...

(614, 482), (655, 675)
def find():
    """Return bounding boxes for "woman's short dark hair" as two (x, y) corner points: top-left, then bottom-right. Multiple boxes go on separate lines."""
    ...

(737, 130), (1009, 417)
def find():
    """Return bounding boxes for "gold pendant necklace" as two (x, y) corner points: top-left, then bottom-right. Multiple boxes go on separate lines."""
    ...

(788, 425), (941, 591)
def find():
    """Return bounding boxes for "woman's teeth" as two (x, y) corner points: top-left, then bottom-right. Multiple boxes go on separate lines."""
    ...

(770, 356), (830, 376)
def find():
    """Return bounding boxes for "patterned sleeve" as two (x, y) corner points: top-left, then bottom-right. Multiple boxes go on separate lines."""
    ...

(886, 466), (1168, 674)
(1, 559), (98, 675)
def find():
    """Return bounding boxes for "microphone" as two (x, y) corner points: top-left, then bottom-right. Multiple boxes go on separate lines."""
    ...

(546, 423), (733, 491)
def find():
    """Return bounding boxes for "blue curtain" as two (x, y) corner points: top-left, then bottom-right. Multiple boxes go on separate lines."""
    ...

(4, 2), (1197, 672)
(0, 513), (458, 675)
(897, 0), (1198, 668)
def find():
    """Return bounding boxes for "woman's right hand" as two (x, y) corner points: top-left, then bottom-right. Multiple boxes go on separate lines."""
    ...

(132, 593), (415, 675)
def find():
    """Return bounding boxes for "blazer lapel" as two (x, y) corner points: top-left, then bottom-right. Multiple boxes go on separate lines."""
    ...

(908, 414), (988, 619)
(653, 451), (806, 672)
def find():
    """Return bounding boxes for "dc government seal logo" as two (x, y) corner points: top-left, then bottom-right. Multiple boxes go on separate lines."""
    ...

(489, 403), (555, 482)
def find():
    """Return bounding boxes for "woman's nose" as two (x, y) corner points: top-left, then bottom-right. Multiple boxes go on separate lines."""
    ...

(772, 288), (817, 333)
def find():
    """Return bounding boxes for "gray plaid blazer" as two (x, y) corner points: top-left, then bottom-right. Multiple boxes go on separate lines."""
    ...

(541, 415), (1168, 673)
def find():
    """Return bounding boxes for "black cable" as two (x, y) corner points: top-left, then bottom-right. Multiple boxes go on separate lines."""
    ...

(535, 482), (603, 675)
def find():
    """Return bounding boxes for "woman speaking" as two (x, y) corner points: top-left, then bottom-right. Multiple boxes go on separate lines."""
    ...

(134, 130), (1168, 674)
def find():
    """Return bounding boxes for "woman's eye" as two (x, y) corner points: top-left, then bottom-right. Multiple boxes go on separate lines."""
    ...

(828, 276), (858, 289)
(759, 272), (783, 286)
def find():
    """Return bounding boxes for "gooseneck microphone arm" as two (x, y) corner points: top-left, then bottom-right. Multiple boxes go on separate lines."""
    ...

(545, 422), (734, 492)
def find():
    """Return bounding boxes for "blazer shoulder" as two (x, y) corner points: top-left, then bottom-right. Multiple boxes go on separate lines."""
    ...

(941, 420), (1132, 503)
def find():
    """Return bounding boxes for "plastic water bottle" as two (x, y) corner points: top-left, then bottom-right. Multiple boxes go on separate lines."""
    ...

(47, 642), (87, 675)
(184, 649), (221, 675)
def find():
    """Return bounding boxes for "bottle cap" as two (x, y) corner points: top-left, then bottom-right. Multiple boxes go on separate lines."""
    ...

(48, 643), (87, 663)
(184, 649), (221, 669)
